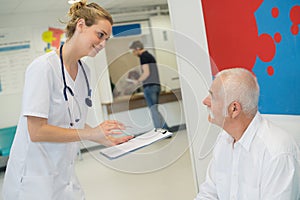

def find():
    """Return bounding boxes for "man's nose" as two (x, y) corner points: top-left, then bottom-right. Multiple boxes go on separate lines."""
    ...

(202, 96), (211, 106)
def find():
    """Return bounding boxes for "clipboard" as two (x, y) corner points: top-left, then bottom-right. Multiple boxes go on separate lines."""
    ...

(100, 128), (172, 159)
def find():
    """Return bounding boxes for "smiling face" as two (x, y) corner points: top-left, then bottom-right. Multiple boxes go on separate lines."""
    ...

(79, 19), (112, 57)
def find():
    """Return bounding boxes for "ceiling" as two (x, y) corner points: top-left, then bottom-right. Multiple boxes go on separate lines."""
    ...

(0, 0), (169, 16)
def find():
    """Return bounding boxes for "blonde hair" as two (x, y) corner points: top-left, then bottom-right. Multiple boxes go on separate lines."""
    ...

(65, 0), (113, 39)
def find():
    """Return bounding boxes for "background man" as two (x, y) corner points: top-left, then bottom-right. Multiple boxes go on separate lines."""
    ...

(129, 40), (169, 130)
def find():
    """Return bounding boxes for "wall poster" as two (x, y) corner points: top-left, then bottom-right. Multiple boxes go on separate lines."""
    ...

(201, 0), (300, 115)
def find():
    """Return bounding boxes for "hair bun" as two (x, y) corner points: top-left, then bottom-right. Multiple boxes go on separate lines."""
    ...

(68, 0), (87, 16)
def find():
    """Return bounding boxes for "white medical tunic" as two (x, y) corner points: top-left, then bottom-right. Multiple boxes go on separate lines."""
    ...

(2, 50), (90, 200)
(195, 113), (300, 200)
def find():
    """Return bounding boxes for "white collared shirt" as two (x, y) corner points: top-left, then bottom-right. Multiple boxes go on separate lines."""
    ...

(195, 112), (300, 200)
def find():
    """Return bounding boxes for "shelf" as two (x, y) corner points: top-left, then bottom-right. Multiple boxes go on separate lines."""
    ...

(103, 88), (182, 114)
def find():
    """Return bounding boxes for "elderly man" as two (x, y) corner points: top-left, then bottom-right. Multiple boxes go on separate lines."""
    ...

(195, 68), (300, 199)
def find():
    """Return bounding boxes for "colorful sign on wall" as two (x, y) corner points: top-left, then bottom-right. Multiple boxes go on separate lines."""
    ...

(42, 27), (65, 52)
(201, 0), (300, 115)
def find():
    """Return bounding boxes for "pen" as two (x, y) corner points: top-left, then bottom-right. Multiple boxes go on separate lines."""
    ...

(121, 130), (135, 137)
(112, 125), (134, 137)
(122, 126), (134, 137)
(111, 129), (134, 137)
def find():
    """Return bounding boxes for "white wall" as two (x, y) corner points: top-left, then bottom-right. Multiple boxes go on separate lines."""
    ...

(0, 11), (66, 29)
(168, 0), (300, 194)
(149, 15), (180, 90)
(263, 115), (300, 143)
(168, 0), (215, 193)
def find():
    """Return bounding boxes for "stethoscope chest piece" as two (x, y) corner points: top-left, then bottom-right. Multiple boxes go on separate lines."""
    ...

(85, 97), (92, 107)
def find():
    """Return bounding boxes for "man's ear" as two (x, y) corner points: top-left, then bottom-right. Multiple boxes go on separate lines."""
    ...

(230, 101), (241, 118)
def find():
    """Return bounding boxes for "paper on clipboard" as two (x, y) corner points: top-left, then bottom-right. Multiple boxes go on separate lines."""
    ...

(100, 129), (172, 159)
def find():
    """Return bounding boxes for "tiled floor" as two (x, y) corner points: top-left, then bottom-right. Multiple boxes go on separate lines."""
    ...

(0, 130), (197, 200)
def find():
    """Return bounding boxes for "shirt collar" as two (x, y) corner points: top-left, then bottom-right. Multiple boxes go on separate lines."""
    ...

(235, 112), (262, 151)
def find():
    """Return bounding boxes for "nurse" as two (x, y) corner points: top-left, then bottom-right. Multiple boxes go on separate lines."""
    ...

(2, 1), (133, 199)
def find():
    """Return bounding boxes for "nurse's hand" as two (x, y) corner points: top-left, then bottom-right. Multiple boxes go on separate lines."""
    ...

(88, 120), (133, 146)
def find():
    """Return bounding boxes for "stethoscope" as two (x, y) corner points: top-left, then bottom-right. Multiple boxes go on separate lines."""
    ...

(59, 44), (92, 127)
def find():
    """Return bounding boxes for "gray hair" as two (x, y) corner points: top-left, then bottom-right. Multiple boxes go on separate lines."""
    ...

(129, 40), (144, 50)
(216, 68), (260, 117)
